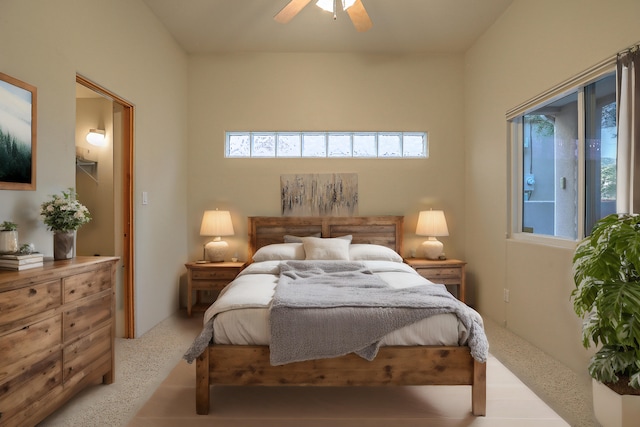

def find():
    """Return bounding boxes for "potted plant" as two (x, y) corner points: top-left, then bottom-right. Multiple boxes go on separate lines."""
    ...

(571, 213), (640, 427)
(40, 188), (91, 260)
(0, 221), (19, 254)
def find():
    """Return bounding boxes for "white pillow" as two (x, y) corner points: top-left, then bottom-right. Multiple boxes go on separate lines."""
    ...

(349, 244), (403, 262)
(252, 243), (305, 262)
(301, 236), (351, 260)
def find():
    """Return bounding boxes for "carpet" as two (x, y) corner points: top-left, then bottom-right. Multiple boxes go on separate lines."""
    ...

(128, 354), (569, 427)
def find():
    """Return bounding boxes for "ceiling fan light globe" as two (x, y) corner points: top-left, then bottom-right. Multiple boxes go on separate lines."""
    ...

(316, 0), (334, 12)
(342, 0), (356, 10)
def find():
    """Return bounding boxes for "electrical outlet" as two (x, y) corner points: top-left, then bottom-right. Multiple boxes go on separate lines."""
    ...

(503, 288), (510, 302)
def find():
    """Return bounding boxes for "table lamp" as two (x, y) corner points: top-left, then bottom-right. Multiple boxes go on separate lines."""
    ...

(416, 209), (449, 260)
(199, 209), (234, 262)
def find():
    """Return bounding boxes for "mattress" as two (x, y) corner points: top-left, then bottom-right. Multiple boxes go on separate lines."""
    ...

(205, 260), (477, 347)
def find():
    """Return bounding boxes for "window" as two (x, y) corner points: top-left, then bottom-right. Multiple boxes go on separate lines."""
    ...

(225, 131), (428, 158)
(508, 72), (617, 241)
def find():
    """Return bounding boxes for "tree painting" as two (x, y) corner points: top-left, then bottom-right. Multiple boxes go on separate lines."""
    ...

(0, 73), (37, 190)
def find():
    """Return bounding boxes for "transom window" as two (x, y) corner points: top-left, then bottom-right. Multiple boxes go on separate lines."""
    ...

(225, 131), (428, 158)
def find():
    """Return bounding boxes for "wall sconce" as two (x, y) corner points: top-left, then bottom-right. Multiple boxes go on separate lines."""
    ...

(416, 209), (449, 260)
(199, 209), (235, 262)
(86, 129), (106, 147)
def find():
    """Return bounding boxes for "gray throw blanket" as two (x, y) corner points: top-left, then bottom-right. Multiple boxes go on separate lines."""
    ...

(270, 261), (488, 365)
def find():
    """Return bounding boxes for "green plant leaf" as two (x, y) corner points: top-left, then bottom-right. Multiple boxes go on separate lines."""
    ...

(590, 346), (636, 384)
(571, 214), (640, 389)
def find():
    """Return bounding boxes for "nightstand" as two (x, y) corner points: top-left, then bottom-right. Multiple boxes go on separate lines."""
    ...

(404, 258), (467, 303)
(185, 261), (246, 316)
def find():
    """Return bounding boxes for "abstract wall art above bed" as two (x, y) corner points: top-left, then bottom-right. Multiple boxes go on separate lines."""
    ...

(281, 173), (358, 217)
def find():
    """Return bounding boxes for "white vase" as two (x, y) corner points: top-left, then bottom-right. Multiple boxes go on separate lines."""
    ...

(0, 230), (18, 254)
(593, 379), (640, 427)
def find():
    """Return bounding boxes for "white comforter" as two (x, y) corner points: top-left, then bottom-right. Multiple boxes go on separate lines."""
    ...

(205, 260), (474, 347)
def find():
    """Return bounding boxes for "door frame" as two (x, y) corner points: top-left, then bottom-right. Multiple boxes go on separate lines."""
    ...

(76, 74), (135, 338)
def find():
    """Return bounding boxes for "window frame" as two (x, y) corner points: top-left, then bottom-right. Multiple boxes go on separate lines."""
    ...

(507, 62), (616, 247)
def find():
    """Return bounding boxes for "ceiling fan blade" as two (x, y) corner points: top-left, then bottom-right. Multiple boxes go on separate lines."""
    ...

(274, 0), (313, 24)
(346, 0), (373, 32)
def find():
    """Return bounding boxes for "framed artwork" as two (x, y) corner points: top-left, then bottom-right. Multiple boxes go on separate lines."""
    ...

(281, 173), (359, 216)
(0, 72), (37, 190)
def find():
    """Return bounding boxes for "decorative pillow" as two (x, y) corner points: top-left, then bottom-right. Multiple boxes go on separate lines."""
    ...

(283, 233), (321, 243)
(349, 244), (403, 262)
(252, 243), (305, 262)
(301, 236), (351, 260)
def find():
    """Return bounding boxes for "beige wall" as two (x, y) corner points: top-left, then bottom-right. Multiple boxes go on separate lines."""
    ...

(187, 53), (468, 267)
(0, 0), (189, 337)
(464, 0), (640, 372)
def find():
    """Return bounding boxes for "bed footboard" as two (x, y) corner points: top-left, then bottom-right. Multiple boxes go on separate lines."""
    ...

(195, 345), (486, 416)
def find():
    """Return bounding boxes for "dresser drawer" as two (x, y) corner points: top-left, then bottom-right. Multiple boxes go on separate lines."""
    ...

(63, 267), (112, 303)
(63, 291), (112, 343)
(0, 352), (62, 427)
(63, 324), (111, 382)
(0, 280), (61, 327)
(191, 269), (239, 281)
(0, 315), (62, 385)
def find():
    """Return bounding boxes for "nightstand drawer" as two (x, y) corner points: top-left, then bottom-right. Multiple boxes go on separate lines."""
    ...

(185, 261), (246, 316)
(417, 268), (462, 281)
(192, 269), (238, 281)
(404, 258), (467, 303)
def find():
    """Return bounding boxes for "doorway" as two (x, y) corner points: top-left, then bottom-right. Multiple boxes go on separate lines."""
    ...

(75, 75), (135, 338)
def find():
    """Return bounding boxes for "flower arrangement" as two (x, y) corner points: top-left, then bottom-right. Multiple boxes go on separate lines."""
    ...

(40, 188), (91, 231)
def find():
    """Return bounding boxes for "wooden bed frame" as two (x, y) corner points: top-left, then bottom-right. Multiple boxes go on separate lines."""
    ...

(195, 216), (486, 416)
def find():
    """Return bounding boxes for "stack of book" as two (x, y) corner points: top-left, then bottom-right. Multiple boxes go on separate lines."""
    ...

(0, 253), (44, 271)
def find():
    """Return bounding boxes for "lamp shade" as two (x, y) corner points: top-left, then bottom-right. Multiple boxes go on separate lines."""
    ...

(200, 210), (234, 262)
(416, 210), (449, 237)
(416, 210), (449, 260)
(200, 210), (234, 237)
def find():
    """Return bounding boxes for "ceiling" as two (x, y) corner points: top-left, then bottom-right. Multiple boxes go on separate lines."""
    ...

(142, 0), (514, 55)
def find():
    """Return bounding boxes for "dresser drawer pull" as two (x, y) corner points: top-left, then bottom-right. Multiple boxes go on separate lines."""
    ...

(29, 288), (38, 296)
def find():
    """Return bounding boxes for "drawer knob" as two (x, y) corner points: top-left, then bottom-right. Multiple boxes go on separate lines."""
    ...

(29, 288), (37, 296)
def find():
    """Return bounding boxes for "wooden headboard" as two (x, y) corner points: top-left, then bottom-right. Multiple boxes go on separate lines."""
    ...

(247, 216), (404, 260)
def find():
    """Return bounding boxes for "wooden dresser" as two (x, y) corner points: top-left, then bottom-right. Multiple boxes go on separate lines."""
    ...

(0, 256), (118, 427)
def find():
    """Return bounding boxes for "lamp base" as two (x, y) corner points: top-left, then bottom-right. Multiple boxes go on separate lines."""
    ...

(422, 237), (443, 260)
(205, 239), (228, 262)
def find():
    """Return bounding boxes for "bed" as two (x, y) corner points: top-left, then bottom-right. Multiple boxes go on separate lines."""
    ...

(186, 216), (487, 416)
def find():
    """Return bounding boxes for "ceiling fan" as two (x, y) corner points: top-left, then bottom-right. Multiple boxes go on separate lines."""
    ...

(274, 0), (373, 32)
